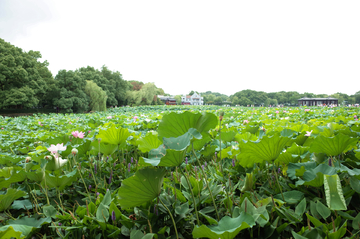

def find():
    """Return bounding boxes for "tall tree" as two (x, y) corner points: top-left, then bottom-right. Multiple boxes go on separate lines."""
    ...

(53, 70), (90, 113)
(84, 80), (107, 111)
(0, 38), (53, 109)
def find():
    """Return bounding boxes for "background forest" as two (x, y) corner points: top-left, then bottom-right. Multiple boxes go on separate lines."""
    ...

(1, 38), (360, 113)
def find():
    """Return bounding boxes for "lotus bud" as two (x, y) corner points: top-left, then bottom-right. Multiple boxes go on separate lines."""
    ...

(44, 155), (52, 160)
(71, 148), (78, 155)
(25, 156), (31, 163)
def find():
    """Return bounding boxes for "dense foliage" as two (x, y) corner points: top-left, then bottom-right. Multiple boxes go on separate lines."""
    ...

(1, 105), (360, 238)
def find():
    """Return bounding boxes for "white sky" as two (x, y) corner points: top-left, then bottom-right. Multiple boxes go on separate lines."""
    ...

(1, 0), (359, 96)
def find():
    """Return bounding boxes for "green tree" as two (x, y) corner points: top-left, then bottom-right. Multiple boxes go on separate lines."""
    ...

(174, 95), (182, 105)
(84, 80), (107, 111)
(0, 38), (53, 109)
(53, 70), (90, 113)
(140, 83), (158, 105)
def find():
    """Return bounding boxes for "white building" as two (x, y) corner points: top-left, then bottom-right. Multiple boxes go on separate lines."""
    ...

(181, 93), (204, 105)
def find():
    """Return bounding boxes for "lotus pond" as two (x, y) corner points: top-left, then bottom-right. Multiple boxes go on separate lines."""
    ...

(1, 105), (360, 239)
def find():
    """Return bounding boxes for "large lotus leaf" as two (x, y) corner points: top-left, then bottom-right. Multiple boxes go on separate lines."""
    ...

(237, 134), (291, 168)
(324, 174), (347, 210)
(274, 190), (304, 204)
(0, 170), (27, 189)
(244, 125), (259, 134)
(0, 226), (24, 239)
(287, 162), (317, 179)
(157, 111), (218, 140)
(0, 188), (27, 212)
(158, 149), (187, 167)
(296, 164), (337, 187)
(309, 133), (358, 156)
(163, 128), (201, 151)
(216, 130), (237, 142)
(26, 170), (45, 182)
(234, 132), (257, 143)
(118, 167), (166, 209)
(0, 225), (30, 239)
(136, 131), (162, 153)
(96, 124), (132, 146)
(192, 212), (256, 239)
(275, 152), (298, 164)
(74, 139), (92, 157)
(43, 170), (78, 190)
(11, 199), (42, 210)
(138, 145), (166, 167)
(193, 133), (212, 150)
(9, 216), (51, 228)
(90, 141), (118, 157)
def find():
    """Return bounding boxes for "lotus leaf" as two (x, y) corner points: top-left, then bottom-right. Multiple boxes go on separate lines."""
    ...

(118, 167), (166, 209)
(309, 133), (358, 156)
(192, 212), (255, 239)
(157, 111), (218, 140)
(237, 133), (291, 168)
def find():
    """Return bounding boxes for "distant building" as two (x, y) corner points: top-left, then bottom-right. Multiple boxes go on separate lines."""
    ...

(298, 97), (338, 106)
(181, 93), (204, 105)
(158, 95), (177, 105)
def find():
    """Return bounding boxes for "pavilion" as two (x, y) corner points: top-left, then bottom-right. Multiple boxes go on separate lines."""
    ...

(298, 97), (338, 106)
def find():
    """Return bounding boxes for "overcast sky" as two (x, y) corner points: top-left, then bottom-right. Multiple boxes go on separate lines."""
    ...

(1, 0), (359, 96)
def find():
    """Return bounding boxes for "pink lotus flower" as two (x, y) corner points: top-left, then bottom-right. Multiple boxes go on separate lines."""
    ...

(1, 128), (3, 130)
(47, 143), (67, 159)
(133, 116), (138, 120)
(72, 131), (85, 138)
(107, 116), (112, 119)
(243, 120), (249, 124)
(305, 130), (313, 137)
(69, 122), (72, 124)
(38, 121), (41, 125)
(275, 111), (279, 114)
(305, 109), (310, 112)
(354, 115), (357, 119)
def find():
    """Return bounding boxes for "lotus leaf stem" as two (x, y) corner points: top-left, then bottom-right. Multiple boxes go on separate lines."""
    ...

(159, 196), (179, 239)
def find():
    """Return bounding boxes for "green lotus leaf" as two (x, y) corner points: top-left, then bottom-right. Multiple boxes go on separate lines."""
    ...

(0, 188), (27, 212)
(90, 141), (118, 157)
(287, 162), (317, 179)
(26, 170), (45, 182)
(96, 124), (132, 146)
(138, 145), (166, 167)
(324, 174), (347, 210)
(244, 125), (259, 134)
(163, 128), (201, 151)
(118, 167), (166, 209)
(234, 132), (257, 143)
(192, 212), (256, 239)
(275, 152), (298, 164)
(0, 226), (24, 239)
(309, 133), (358, 156)
(237, 133), (291, 168)
(8, 216), (51, 228)
(43, 169), (78, 191)
(274, 190), (304, 204)
(296, 164), (337, 187)
(157, 111), (218, 140)
(0, 170), (27, 189)
(216, 130), (236, 142)
(11, 199), (42, 210)
(136, 131), (162, 153)
(0, 225), (30, 239)
(158, 149), (187, 167)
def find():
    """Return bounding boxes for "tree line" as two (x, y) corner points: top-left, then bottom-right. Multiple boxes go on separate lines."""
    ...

(0, 38), (165, 112)
(1, 38), (359, 112)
